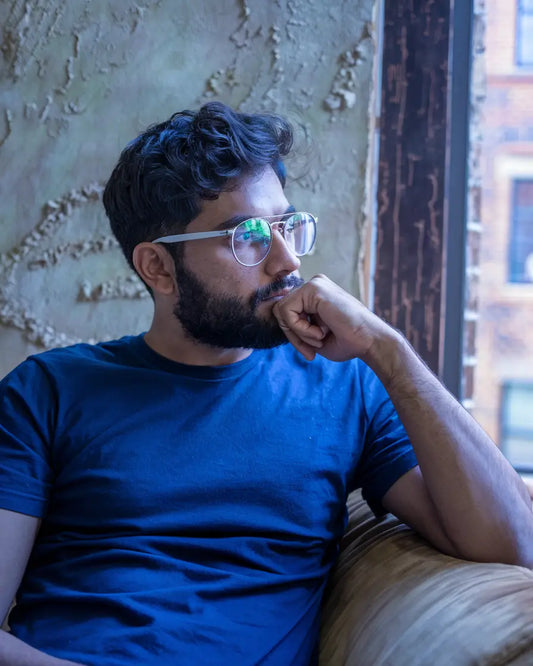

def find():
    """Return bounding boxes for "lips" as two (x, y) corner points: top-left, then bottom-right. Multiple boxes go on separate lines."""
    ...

(261, 288), (292, 302)
(252, 275), (304, 309)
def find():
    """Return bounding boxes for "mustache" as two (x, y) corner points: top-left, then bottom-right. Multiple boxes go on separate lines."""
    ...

(250, 275), (304, 309)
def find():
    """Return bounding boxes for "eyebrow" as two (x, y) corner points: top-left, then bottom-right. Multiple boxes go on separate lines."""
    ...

(215, 205), (296, 231)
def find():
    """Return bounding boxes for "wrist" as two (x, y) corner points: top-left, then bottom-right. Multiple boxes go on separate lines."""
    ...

(361, 327), (410, 386)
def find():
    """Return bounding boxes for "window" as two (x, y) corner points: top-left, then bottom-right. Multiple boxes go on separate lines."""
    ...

(508, 179), (533, 283)
(516, 0), (533, 66)
(501, 382), (533, 471)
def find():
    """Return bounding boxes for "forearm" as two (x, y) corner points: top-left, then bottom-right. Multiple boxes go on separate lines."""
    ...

(368, 332), (533, 566)
(273, 275), (533, 565)
(0, 630), (84, 666)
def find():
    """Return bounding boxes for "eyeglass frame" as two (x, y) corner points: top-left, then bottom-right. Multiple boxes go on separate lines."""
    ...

(152, 212), (318, 267)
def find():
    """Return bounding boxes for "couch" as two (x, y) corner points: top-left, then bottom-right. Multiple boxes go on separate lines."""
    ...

(320, 491), (533, 665)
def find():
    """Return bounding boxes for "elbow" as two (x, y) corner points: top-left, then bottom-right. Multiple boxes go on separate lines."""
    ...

(490, 546), (533, 569)
(509, 545), (533, 569)
(440, 523), (532, 567)
(443, 513), (533, 568)
(504, 522), (533, 568)
(451, 540), (533, 569)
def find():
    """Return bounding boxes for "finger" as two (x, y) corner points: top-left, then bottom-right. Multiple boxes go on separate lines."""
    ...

(310, 313), (330, 338)
(290, 317), (326, 341)
(274, 305), (326, 341)
(280, 313), (325, 340)
(274, 312), (325, 351)
(275, 315), (318, 360)
(281, 327), (317, 361)
(298, 335), (325, 349)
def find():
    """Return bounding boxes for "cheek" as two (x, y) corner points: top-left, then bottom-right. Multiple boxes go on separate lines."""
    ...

(220, 270), (261, 296)
(183, 243), (227, 280)
(185, 245), (260, 294)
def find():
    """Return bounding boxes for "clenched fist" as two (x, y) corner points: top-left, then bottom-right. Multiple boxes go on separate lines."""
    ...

(273, 274), (400, 366)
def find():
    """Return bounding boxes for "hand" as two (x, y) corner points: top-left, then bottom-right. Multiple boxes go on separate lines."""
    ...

(272, 274), (396, 363)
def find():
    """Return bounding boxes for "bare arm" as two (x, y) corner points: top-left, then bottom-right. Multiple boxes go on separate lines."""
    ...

(0, 509), (85, 666)
(377, 338), (533, 565)
(273, 274), (533, 566)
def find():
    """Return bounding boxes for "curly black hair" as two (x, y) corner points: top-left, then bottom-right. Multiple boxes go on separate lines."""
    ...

(103, 101), (293, 272)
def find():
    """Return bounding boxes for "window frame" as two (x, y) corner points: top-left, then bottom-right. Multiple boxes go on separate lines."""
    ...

(516, 0), (533, 68)
(500, 380), (533, 473)
(372, 0), (472, 401)
(508, 178), (533, 284)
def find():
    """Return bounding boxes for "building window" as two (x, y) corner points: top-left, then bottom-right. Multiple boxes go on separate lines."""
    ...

(508, 179), (533, 283)
(516, 0), (533, 66)
(501, 381), (533, 471)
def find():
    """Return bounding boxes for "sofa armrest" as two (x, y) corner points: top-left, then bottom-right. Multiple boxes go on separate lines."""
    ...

(320, 490), (533, 665)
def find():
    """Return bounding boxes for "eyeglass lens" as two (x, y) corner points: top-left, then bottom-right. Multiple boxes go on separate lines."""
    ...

(232, 213), (316, 266)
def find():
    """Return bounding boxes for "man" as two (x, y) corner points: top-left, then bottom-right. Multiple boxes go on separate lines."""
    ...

(0, 101), (531, 666)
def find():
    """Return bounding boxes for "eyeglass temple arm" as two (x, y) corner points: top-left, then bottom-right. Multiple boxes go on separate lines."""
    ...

(153, 214), (317, 244)
(153, 229), (231, 244)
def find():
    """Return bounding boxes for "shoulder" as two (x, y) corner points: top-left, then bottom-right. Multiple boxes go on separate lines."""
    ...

(30, 334), (141, 369)
(1, 335), (143, 389)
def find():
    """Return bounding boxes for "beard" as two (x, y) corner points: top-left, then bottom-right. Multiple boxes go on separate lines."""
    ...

(172, 259), (304, 350)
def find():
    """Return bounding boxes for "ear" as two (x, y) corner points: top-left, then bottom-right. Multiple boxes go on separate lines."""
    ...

(132, 242), (176, 295)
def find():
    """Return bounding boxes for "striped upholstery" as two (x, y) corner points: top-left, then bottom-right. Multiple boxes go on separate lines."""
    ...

(320, 491), (533, 666)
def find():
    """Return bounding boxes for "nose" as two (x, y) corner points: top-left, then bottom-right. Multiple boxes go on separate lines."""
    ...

(263, 228), (301, 277)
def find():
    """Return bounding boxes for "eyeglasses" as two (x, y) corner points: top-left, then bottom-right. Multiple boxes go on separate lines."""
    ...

(153, 212), (317, 267)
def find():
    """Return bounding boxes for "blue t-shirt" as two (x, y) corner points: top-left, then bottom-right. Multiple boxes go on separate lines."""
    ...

(0, 335), (417, 665)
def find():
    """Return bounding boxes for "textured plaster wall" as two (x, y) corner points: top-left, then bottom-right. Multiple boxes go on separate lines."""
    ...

(0, 0), (376, 377)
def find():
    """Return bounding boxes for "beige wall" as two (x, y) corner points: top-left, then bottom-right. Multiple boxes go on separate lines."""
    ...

(0, 0), (378, 377)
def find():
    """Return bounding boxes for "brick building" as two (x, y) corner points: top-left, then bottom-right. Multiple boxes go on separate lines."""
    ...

(472, 0), (533, 470)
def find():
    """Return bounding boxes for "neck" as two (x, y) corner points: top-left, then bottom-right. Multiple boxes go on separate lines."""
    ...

(144, 313), (252, 367)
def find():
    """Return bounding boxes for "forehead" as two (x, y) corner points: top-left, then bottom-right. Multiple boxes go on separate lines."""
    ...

(188, 167), (289, 231)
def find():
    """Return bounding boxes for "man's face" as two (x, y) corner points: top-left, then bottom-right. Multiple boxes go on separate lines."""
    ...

(171, 167), (304, 350)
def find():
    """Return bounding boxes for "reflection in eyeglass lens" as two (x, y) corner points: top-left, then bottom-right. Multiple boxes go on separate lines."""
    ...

(239, 219), (271, 245)
(232, 213), (316, 266)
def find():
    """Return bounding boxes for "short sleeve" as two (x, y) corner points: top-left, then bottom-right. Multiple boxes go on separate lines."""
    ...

(352, 365), (418, 516)
(0, 359), (55, 517)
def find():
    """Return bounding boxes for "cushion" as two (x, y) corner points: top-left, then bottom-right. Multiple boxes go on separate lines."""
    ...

(320, 491), (533, 665)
